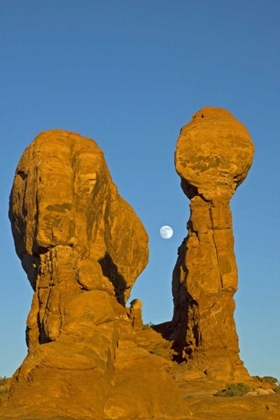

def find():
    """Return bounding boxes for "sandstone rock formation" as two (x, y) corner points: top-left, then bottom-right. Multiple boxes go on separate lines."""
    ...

(129, 298), (143, 331)
(4, 129), (190, 420)
(170, 107), (255, 380)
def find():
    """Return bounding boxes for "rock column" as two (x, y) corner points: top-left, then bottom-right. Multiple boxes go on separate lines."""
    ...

(171, 107), (254, 380)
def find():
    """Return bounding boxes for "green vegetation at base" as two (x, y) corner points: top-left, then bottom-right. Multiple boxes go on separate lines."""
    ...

(0, 377), (8, 387)
(0, 377), (9, 404)
(214, 382), (251, 397)
(0, 388), (8, 404)
(274, 386), (280, 394)
(262, 376), (278, 385)
(149, 346), (161, 355)
(142, 322), (154, 330)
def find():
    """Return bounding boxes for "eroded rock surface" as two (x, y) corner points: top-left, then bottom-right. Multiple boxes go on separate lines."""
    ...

(2, 120), (278, 420)
(4, 130), (190, 419)
(170, 107), (255, 380)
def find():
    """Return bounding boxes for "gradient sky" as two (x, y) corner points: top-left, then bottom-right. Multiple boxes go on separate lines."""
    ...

(1, 1), (279, 381)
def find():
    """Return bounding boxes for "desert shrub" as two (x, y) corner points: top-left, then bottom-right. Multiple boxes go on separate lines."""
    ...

(0, 377), (8, 387)
(262, 376), (278, 385)
(214, 382), (251, 397)
(0, 376), (9, 404)
(274, 385), (280, 394)
(149, 345), (171, 360)
(142, 322), (155, 330)
(150, 346), (161, 355)
(0, 388), (8, 401)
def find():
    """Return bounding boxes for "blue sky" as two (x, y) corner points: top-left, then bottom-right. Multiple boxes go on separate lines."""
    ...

(1, 1), (279, 380)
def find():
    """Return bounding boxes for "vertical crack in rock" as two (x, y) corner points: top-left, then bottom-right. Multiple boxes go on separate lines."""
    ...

(171, 107), (255, 381)
(209, 201), (224, 290)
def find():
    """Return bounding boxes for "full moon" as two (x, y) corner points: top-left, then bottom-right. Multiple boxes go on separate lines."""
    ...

(159, 225), (173, 239)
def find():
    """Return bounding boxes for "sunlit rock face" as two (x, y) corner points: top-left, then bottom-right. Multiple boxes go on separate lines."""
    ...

(171, 107), (254, 380)
(7, 130), (146, 413)
(10, 130), (149, 309)
(6, 130), (190, 419)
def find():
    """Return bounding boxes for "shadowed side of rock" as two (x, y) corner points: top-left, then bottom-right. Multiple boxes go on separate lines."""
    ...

(170, 107), (255, 381)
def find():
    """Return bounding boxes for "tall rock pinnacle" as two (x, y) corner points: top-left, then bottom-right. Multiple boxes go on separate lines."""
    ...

(6, 130), (189, 419)
(7, 130), (148, 412)
(171, 107), (254, 380)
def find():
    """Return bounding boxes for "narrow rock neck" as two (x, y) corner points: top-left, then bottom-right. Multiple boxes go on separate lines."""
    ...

(171, 194), (240, 367)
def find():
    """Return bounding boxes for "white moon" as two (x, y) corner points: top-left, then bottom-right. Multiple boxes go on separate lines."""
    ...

(160, 225), (173, 239)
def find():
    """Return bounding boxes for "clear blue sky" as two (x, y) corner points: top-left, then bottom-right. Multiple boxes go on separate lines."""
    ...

(1, 1), (279, 380)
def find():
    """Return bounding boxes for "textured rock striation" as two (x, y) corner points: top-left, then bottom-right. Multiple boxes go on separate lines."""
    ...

(5, 130), (189, 419)
(170, 107), (254, 380)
